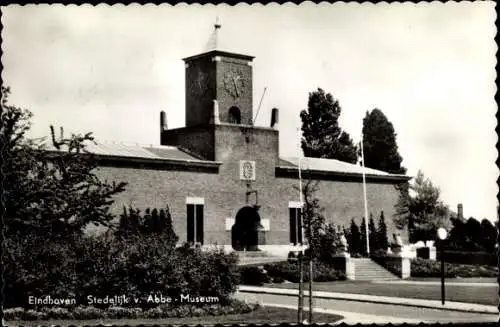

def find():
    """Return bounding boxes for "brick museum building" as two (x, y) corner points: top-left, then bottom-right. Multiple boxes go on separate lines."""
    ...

(68, 26), (411, 256)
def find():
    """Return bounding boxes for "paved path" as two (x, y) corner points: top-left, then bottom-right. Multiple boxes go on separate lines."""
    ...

(239, 285), (498, 314)
(235, 292), (499, 324)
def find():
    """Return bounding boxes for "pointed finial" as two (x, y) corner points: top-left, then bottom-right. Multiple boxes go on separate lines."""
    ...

(205, 17), (221, 51)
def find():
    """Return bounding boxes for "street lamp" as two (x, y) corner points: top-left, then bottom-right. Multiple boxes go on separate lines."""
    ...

(437, 227), (448, 305)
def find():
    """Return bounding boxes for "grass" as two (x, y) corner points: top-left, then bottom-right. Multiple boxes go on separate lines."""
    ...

(407, 277), (497, 283)
(267, 280), (498, 306)
(4, 306), (343, 326)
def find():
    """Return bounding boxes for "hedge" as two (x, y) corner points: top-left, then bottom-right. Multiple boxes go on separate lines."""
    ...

(437, 251), (498, 267)
(239, 260), (345, 286)
(411, 258), (498, 278)
(4, 233), (240, 309)
(4, 299), (259, 321)
(371, 251), (498, 278)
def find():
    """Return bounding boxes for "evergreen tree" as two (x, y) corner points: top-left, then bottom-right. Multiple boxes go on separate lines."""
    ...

(360, 218), (367, 256)
(150, 208), (160, 233)
(464, 218), (483, 251)
(301, 179), (327, 256)
(143, 208), (153, 233)
(160, 206), (178, 247)
(480, 219), (497, 253)
(368, 213), (378, 251)
(361, 108), (406, 174)
(448, 216), (466, 250)
(300, 88), (358, 163)
(377, 211), (389, 251)
(393, 182), (411, 230)
(349, 218), (362, 255)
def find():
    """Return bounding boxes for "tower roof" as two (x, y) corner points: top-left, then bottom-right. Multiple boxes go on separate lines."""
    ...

(204, 17), (222, 52)
(183, 18), (253, 61)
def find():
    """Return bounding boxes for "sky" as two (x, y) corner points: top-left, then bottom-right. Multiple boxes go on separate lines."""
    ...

(1, 3), (497, 221)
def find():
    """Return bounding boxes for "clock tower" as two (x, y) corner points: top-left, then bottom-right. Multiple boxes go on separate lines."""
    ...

(183, 23), (254, 127)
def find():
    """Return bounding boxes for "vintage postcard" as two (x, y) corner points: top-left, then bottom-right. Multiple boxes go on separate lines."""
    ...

(2, 2), (498, 326)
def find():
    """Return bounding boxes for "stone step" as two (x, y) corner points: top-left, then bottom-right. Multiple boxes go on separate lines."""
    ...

(351, 258), (399, 281)
(237, 257), (286, 266)
(234, 250), (272, 257)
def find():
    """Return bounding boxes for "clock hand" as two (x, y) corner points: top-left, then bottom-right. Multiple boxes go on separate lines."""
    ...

(232, 76), (240, 97)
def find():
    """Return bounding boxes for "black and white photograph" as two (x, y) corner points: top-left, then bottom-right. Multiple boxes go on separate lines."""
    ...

(1, 2), (498, 325)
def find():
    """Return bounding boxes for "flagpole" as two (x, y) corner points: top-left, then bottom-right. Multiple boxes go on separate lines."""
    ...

(361, 133), (370, 256)
(297, 128), (304, 323)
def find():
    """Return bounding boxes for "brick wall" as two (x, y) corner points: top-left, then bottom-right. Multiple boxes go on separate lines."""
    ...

(184, 52), (254, 127)
(185, 56), (217, 127)
(161, 125), (215, 161)
(96, 124), (407, 247)
(215, 57), (253, 125)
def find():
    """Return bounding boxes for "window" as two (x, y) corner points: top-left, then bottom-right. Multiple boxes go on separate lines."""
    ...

(186, 197), (204, 244)
(289, 207), (303, 245)
(228, 106), (241, 124)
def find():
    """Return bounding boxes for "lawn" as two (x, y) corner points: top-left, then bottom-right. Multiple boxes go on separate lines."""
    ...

(4, 306), (343, 326)
(407, 277), (497, 283)
(267, 281), (498, 306)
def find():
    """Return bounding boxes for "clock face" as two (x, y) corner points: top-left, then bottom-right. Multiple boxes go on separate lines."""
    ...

(223, 69), (245, 99)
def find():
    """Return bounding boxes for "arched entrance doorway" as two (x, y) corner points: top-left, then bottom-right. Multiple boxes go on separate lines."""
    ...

(231, 206), (261, 251)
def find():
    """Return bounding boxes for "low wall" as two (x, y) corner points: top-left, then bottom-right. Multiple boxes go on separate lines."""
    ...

(371, 254), (410, 279)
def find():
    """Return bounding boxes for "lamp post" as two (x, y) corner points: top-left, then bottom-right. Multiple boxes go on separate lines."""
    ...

(437, 227), (448, 305)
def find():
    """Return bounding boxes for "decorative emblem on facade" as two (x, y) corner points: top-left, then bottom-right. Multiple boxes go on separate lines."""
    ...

(240, 160), (256, 181)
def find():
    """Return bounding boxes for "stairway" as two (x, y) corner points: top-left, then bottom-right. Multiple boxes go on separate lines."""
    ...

(352, 258), (398, 281)
(235, 250), (287, 266)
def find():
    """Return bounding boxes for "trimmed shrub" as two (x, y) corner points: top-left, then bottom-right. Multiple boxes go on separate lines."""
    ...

(437, 251), (498, 267)
(4, 308), (25, 321)
(143, 307), (163, 319)
(3, 299), (260, 321)
(41, 307), (73, 320)
(239, 266), (271, 286)
(410, 258), (498, 278)
(5, 232), (240, 310)
(272, 275), (285, 283)
(4, 234), (80, 309)
(72, 306), (104, 320)
(23, 309), (47, 321)
(260, 260), (345, 284)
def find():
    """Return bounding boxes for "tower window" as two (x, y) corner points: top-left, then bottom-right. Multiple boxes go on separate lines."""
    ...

(228, 106), (241, 124)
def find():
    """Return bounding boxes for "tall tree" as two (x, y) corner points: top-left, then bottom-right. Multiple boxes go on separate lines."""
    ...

(464, 218), (483, 251)
(480, 219), (497, 253)
(300, 88), (358, 163)
(447, 216), (467, 250)
(377, 211), (389, 251)
(361, 108), (406, 174)
(393, 170), (450, 242)
(360, 218), (367, 256)
(1, 86), (126, 239)
(368, 214), (378, 251)
(348, 218), (362, 255)
(300, 179), (327, 256)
